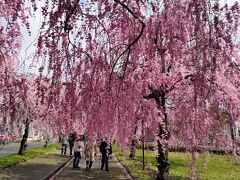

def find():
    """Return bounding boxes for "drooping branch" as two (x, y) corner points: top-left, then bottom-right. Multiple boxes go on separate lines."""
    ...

(206, 78), (229, 96)
(64, 0), (80, 32)
(228, 61), (240, 71)
(114, 0), (139, 19)
(166, 74), (195, 93)
(109, 0), (145, 83)
(144, 74), (195, 100)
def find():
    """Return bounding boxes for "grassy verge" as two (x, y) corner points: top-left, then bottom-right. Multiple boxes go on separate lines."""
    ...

(113, 144), (156, 180)
(0, 143), (60, 169)
(113, 144), (240, 180)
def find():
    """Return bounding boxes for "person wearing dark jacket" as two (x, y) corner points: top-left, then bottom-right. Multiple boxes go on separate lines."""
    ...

(99, 138), (112, 171)
(68, 132), (76, 156)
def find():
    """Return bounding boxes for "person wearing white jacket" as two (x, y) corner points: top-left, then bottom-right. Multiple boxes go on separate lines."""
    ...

(73, 135), (85, 168)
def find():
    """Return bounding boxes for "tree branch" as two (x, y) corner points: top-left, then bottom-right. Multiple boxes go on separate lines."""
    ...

(109, 0), (145, 84)
(206, 78), (229, 96)
(64, 0), (80, 32)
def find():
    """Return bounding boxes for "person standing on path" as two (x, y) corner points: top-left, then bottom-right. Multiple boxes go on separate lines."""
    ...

(68, 132), (76, 156)
(99, 138), (112, 171)
(73, 135), (85, 168)
(61, 134), (68, 155)
(43, 133), (50, 148)
(84, 137), (97, 171)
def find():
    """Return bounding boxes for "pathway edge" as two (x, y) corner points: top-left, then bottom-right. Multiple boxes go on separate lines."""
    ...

(44, 156), (73, 180)
(113, 154), (136, 180)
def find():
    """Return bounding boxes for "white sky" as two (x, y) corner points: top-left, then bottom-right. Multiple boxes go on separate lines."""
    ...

(19, 0), (240, 75)
(19, 1), (44, 75)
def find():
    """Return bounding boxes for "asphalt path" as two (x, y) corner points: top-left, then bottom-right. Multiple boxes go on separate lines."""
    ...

(0, 141), (47, 157)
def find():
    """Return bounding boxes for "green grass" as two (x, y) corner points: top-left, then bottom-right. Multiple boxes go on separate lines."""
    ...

(0, 143), (60, 169)
(196, 153), (240, 180)
(113, 144), (156, 180)
(113, 144), (240, 180)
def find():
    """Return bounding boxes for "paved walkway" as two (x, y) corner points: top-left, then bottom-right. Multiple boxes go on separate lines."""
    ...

(0, 149), (133, 180)
(0, 140), (57, 157)
(52, 154), (133, 180)
(0, 150), (70, 180)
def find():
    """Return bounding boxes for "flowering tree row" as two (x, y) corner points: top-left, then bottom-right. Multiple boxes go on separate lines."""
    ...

(1, 0), (240, 179)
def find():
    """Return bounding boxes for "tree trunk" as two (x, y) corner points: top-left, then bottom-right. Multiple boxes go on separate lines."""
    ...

(142, 139), (145, 170)
(156, 93), (170, 180)
(230, 122), (237, 156)
(142, 123), (145, 170)
(129, 121), (138, 159)
(156, 124), (170, 180)
(18, 118), (30, 155)
(129, 139), (137, 158)
(44, 138), (49, 148)
(144, 87), (170, 179)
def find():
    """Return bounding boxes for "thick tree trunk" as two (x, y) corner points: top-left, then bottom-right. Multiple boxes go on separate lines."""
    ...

(156, 93), (170, 180)
(144, 87), (170, 179)
(18, 118), (30, 155)
(156, 125), (170, 180)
